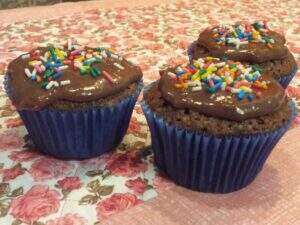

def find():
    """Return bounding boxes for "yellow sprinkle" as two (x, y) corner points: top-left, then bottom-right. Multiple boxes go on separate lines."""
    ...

(240, 86), (252, 93)
(28, 60), (40, 66)
(192, 71), (200, 81)
(230, 68), (237, 73)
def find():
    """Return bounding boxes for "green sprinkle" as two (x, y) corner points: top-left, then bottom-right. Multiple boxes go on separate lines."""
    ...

(41, 81), (49, 89)
(91, 67), (100, 78)
(199, 69), (207, 75)
(229, 64), (236, 69)
(44, 69), (54, 79)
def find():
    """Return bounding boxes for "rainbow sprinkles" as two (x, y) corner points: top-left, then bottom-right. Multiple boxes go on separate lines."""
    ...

(22, 40), (124, 90)
(212, 21), (275, 49)
(171, 57), (268, 101)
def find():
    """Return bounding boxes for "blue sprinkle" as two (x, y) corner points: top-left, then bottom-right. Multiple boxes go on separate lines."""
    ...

(214, 82), (222, 91)
(237, 90), (246, 100)
(46, 62), (63, 69)
(52, 72), (62, 80)
(247, 94), (254, 101)
(176, 70), (186, 77)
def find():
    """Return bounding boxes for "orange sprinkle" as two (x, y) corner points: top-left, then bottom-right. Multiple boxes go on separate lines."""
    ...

(36, 75), (42, 82)
(267, 43), (273, 48)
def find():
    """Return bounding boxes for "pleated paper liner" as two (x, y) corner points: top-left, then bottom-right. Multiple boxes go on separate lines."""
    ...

(142, 82), (296, 193)
(187, 41), (298, 89)
(5, 74), (143, 160)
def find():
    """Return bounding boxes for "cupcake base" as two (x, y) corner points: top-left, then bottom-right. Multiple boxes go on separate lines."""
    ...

(142, 84), (296, 193)
(8, 78), (143, 160)
(277, 66), (298, 88)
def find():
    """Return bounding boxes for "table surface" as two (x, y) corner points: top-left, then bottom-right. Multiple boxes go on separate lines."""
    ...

(0, 0), (299, 224)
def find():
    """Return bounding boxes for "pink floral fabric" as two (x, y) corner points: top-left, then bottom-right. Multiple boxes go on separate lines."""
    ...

(0, 0), (299, 224)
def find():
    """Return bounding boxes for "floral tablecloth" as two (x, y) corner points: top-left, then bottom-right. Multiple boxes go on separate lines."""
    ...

(0, 0), (299, 224)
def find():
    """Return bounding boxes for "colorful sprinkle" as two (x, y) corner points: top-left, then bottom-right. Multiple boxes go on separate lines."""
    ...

(22, 40), (121, 90)
(173, 57), (267, 101)
(212, 21), (274, 48)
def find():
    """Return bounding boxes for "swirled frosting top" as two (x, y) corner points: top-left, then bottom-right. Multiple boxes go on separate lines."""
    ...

(198, 21), (288, 63)
(159, 57), (285, 121)
(7, 42), (143, 110)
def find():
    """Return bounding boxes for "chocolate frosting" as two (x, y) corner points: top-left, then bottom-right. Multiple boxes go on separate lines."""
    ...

(7, 47), (142, 110)
(158, 69), (286, 121)
(198, 28), (288, 63)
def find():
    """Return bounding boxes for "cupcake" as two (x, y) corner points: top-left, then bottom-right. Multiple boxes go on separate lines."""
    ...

(5, 41), (143, 160)
(188, 21), (298, 88)
(142, 56), (296, 193)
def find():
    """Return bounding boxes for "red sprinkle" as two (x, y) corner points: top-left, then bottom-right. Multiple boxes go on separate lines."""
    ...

(103, 70), (114, 84)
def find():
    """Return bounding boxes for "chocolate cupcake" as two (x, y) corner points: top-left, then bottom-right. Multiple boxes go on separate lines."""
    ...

(188, 21), (298, 88)
(142, 56), (296, 193)
(5, 41), (143, 160)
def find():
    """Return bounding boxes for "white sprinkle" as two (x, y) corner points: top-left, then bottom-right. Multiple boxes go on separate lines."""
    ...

(67, 39), (72, 50)
(24, 68), (32, 78)
(240, 41), (249, 45)
(167, 72), (177, 79)
(215, 62), (226, 67)
(60, 80), (71, 86)
(118, 56), (123, 61)
(101, 51), (107, 58)
(40, 56), (47, 62)
(111, 54), (119, 60)
(74, 62), (83, 68)
(192, 86), (202, 92)
(21, 54), (30, 59)
(230, 88), (240, 93)
(46, 81), (59, 90)
(40, 65), (46, 72)
(236, 107), (245, 115)
(269, 39), (275, 44)
(58, 65), (69, 71)
(188, 80), (201, 87)
(114, 62), (124, 70)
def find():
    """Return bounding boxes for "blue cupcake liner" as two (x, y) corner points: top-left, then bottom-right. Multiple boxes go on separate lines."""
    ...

(187, 41), (298, 89)
(4, 74), (143, 160)
(141, 82), (296, 193)
(277, 66), (298, 88)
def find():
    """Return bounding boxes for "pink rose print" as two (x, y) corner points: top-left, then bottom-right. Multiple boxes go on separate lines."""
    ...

(46, 213), (87, 225)
(167, 56), (188, 68)
(143, 43), (164, 51)
(29, 157), (74, 181)
(1, 163), (25, 182)
(0, 130), (23, 150)
(125, 177), (148, 195)
(127, 117), (141, 134)
(287, 86), (300, 98)
(80, 153), (110, 169)
(96, 193), (141, 219)
(9, 149), (40, 162)
(105, 150), (148, 177)
(10, 185), (60, 224)
(101, 36), (120, 44)
(153, 173), (174, 192)
(57, 176), (81, 191)
(4, 118), (23, 128)
(139, 32), (157, 41)
(134, 105), (143, 115)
